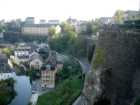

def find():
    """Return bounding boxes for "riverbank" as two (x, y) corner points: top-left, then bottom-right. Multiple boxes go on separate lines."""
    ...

(0, 78), (16, 105)
(9, 76), (31, 105)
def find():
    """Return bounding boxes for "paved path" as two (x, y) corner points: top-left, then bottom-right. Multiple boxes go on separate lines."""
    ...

(78, 58), (91, 74)
(73, 96), (87, 105)
(73, 58), (91, 105)
(30, 93), (39, 105)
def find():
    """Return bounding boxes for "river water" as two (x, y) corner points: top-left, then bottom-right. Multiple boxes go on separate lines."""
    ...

(9, 76), (32, 105)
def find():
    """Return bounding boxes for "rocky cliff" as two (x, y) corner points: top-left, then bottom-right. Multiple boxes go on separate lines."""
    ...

(82, 28), (140, 105)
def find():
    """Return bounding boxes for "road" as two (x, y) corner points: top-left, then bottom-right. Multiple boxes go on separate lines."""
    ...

(78, 58), (91, 74)
(73, 58), (91, 105)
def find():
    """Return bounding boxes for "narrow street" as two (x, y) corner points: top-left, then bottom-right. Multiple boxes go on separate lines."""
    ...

(73, 58), (91, 105)
(78, 58), (91, 74)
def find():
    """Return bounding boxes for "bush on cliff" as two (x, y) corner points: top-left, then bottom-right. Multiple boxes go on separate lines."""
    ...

(92, 48), (105, 69)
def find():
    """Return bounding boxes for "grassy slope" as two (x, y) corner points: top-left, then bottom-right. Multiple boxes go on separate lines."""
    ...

(37, 76), (83, 105)
(37, 57), (84, 105)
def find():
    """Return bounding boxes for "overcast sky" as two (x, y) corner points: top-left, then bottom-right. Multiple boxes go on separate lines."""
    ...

(0, 0), (139, 21)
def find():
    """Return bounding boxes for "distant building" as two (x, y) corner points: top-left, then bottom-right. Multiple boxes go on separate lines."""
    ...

(21, 24), (50, 36)
(67, 18), (87, 33)
(0, 19), (5, 26)
(22, 24), (61, 36)
(39, 19), (46, 24)
(124, 10), (140, 21)
(48, 20), (60, 25)
(24, 17), (35, 25)
(97, 17), (114, 24)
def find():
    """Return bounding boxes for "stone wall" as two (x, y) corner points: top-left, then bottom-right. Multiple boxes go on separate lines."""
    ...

(83, 29), (140, 105)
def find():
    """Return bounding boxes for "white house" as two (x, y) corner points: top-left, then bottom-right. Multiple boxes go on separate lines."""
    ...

(0, 53), (16, 80)
(14, 44), (31, 63)
(0, 72), (16, 80)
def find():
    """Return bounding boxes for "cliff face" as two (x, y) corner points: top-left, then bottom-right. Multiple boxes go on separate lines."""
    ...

(83, 29), (140, 105)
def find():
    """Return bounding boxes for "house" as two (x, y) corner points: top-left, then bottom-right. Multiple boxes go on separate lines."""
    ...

(46, 51), (57, 66)
(0, 72), (16, 80)
(67, 18), (87, 33)
(56, 62), (63, 71)
(124, 10), (140, 21)
(39, 19), (46, 24)
(41, 51), (63, 88)
(14, 43), (31, 63)
(24, 17), (35, 25)
(48, 20), (60, 25)
(30, 59), (43, 70)
(41, 62), (63, 89)
(0, 53), (16, 80)
(41, 64), (57, 88)
(97, 17), (115, 25)
(29, 52), (43, 69)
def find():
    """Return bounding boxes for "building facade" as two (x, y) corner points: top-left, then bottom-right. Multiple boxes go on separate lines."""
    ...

(22, 24), (61, 36)
(0, 72), (16, 80)
(22, 24), (50, 36)
(41, 65), (57, 88)
(14, 44), (31, 63)
(124, 10), (140, 21)
(25, 17), (35, 25)
(48, 20), (60, 25)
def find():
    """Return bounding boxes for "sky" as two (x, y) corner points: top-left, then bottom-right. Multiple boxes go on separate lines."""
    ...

(0, 0), (139, 21)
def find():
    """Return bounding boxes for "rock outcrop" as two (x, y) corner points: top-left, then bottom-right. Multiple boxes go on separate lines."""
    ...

(82, 28), (140, 105)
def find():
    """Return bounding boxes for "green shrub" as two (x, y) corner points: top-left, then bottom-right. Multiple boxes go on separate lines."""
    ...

(0, 78), (16, 105)
(92, 48), (105, 69)
(135, 97), (140, 105)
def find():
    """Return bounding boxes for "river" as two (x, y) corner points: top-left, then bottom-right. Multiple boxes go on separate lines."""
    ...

(9, 76), (32, 105)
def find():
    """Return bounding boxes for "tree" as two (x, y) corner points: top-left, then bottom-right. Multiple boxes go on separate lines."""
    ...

(48, 26), (56, 37)
(2, 48), (14, 57)
(38, 45), (50, 60)
(114, 10), (124, 24)
(0, 78), (16, 105)
(0, 27), (3, 33)
(80, 21), (99, 35)
(61, 22), (75, 33)
(0, 25), (5, 33)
